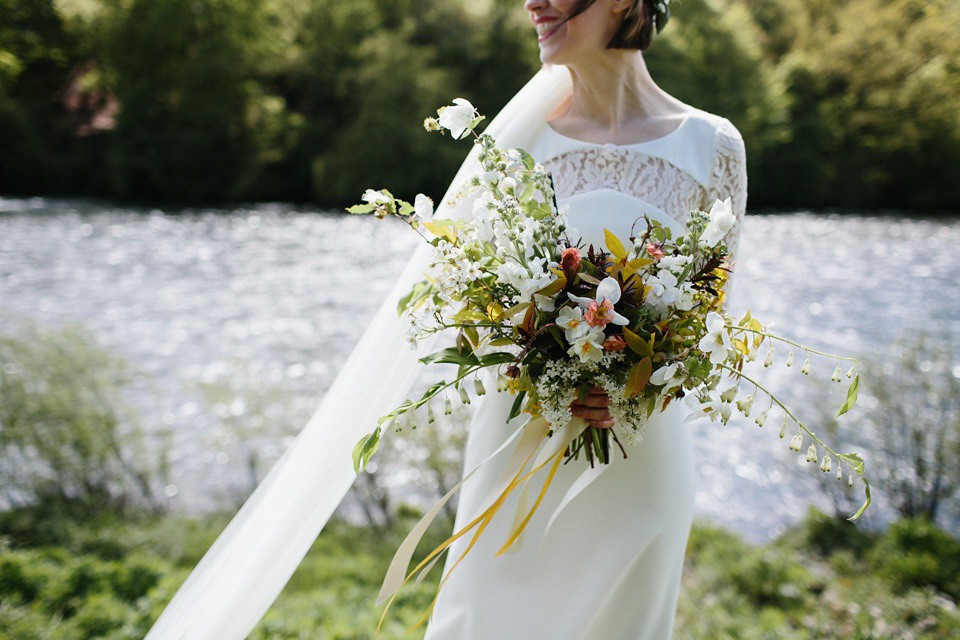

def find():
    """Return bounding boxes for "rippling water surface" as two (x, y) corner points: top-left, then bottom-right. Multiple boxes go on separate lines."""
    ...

(1, 197), (958, 541)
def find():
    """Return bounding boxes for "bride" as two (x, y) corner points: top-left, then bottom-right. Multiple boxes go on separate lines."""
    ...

(145, 0), (746, 638)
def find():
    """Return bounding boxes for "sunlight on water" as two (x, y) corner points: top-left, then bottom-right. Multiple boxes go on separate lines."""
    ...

(1, 198), (958, 541)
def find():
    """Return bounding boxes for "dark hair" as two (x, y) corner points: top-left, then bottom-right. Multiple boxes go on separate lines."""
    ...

(562, 0), (656, 51)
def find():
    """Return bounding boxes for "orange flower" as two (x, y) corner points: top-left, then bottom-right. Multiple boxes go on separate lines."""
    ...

(602, 335), (627, 351)
(584, 299), (615, 327)
(645, 242), (666, 259)
(560, 247), (581, 272)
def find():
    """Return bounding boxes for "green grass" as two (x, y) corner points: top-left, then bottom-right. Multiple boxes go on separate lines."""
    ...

(0, 507), (957, 639)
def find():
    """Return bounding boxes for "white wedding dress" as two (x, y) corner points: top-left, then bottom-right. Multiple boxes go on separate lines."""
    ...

(422, 110), (747, 640)
(141, 66), (745, 640)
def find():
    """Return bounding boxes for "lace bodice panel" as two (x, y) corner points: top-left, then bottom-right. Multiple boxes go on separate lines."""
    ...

(530, 114), (748, 260)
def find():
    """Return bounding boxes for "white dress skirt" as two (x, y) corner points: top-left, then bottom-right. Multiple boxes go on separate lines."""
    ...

(423, 110), (747, 640)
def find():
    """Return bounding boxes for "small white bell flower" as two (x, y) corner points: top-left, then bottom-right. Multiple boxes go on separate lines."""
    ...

(831, 365), (842, 382)
(721, 403), (733, 425)
(474, 378), (486, 396)
(848, 473), (854, 487)
(497, 374), (509, 392)
(779, 417), (788, 439)
(801, 356), (811, 375)
(846, 365), (856, 378)
(789, 434), (803, 451)
(444, 397), (453, 415)
(764, 347), (775, 367)
(427, 403), (436, 424)
(736, 394), (754, 417)
(720, 386), (738, 403)
(820, 455), (832, 473)
(806, 443), (818, 463)
(836, 466), (843, 481)
(459, 386), (471, 405)
(786, 350), (794, 367)
(755, 408), (769, 427)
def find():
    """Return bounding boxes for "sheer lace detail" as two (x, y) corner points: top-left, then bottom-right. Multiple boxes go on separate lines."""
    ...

(705, 118), (748, 262)
(543, 147), (707, 227)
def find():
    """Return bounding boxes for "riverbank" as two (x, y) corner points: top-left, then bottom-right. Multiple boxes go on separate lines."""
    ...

(0, 507), (957, 639)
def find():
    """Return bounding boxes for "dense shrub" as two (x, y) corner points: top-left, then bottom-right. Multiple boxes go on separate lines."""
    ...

(871, 517), (960, 600)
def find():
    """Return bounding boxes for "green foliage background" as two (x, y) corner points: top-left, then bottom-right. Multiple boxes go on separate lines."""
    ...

(1, 0), (958, 209)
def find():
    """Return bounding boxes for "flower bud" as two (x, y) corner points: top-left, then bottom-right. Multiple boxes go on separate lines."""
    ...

(801, 356), (811, 375)
(786, 350), (794, 367)
(764, 347), (775, 367)
(806, 443), (818, 463)
(820, 455), (832, 473)
(779, 417), (788, 439)
(846, 365), (855, 378)
(423, 117), (441, 131)
(789, 434), (803, 451)
(755, 408), (769, 427)
(459, 386), (471, 405)
(848, 473), (854, 487)
(836, 466), (843, 481)
(506, 365), (521, 379)
(444, 398), (453, 415)
(474, 378), (486, 396)
(721, 403), (732, 425)
(736, 394), (754, 417)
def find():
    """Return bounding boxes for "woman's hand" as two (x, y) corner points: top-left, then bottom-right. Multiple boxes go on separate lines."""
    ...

(570, 386), (615, 429)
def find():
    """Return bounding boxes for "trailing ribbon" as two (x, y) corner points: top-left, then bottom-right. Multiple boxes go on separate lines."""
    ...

(375, 415), (589, 636)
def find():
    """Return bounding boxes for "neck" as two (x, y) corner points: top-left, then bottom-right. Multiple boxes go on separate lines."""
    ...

(560, 51), (674, 129)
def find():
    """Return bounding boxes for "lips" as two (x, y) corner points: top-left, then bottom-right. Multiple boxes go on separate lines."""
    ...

(534, 17), (563, 42)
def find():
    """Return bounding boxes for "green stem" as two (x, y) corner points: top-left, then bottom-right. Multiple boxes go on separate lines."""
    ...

(725, 325), (861, 366)
(716, 363), (856, 475)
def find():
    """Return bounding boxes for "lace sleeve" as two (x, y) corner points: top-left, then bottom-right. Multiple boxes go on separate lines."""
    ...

(706, 118), (747, 300)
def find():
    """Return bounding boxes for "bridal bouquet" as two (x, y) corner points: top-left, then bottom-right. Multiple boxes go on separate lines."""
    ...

(348, 99), (870, 632)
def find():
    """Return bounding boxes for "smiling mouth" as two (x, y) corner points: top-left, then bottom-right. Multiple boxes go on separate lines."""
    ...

(536, 20), (562, 43)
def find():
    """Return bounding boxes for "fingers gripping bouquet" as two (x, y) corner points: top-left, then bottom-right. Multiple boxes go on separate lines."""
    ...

(349, 99), (870, 633)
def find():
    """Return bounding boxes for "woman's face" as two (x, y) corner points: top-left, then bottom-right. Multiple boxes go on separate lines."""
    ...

(523, 0), (628, 65)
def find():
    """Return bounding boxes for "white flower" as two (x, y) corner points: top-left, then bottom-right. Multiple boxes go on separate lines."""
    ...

(362, 189), (390, 205)
(685, 390), (723, 422)
(438, 98), (477, 139)
(534, 293), (557, 312)
(644, 269), (680, 312)
(658, 255), (691, 273)
(568, 277), (630, 326)
(702, 197), (736, 247)
(567, 327), (605, 363)
(414, 193), (434, 220)
(698, 311), (732, 365)
(650, 363), (682, 388)
(556, 305), (589, 342)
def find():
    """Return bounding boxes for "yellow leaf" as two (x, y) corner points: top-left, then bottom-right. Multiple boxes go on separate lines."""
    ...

(732, 338), (749, 355)
(604, 228), (627, 260)
(502, 301), (530, 319)
(486, 301), (504, 321)
(625, 357), (652, 397)
(629, 257), (654, 269)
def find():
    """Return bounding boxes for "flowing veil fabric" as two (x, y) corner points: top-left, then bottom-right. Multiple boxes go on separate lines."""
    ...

(144, 65), (573, 640)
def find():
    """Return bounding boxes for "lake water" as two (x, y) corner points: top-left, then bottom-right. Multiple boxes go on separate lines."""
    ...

(1, 197), (958, 542)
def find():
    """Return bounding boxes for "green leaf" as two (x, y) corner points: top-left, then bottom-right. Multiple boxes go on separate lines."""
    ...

(419, 347), (480, 367)
(352, 427), (381, 474)
(622, 327), (652, 357)
(507, 390), (526, 422)
(346, 204), (374, 214)
(836, 374), (860, 416)
(479, 352), (516, 366)
(848, 477), (871, 522)
(397, 281), (431, 315)
(519, 148), (536, 171)
(838, 452), (865, 475)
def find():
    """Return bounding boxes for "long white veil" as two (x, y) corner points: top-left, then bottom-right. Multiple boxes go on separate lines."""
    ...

(145, 64), (573, 640)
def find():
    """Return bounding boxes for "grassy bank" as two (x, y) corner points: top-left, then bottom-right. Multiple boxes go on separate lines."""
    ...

(1, 507), (957, 639)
